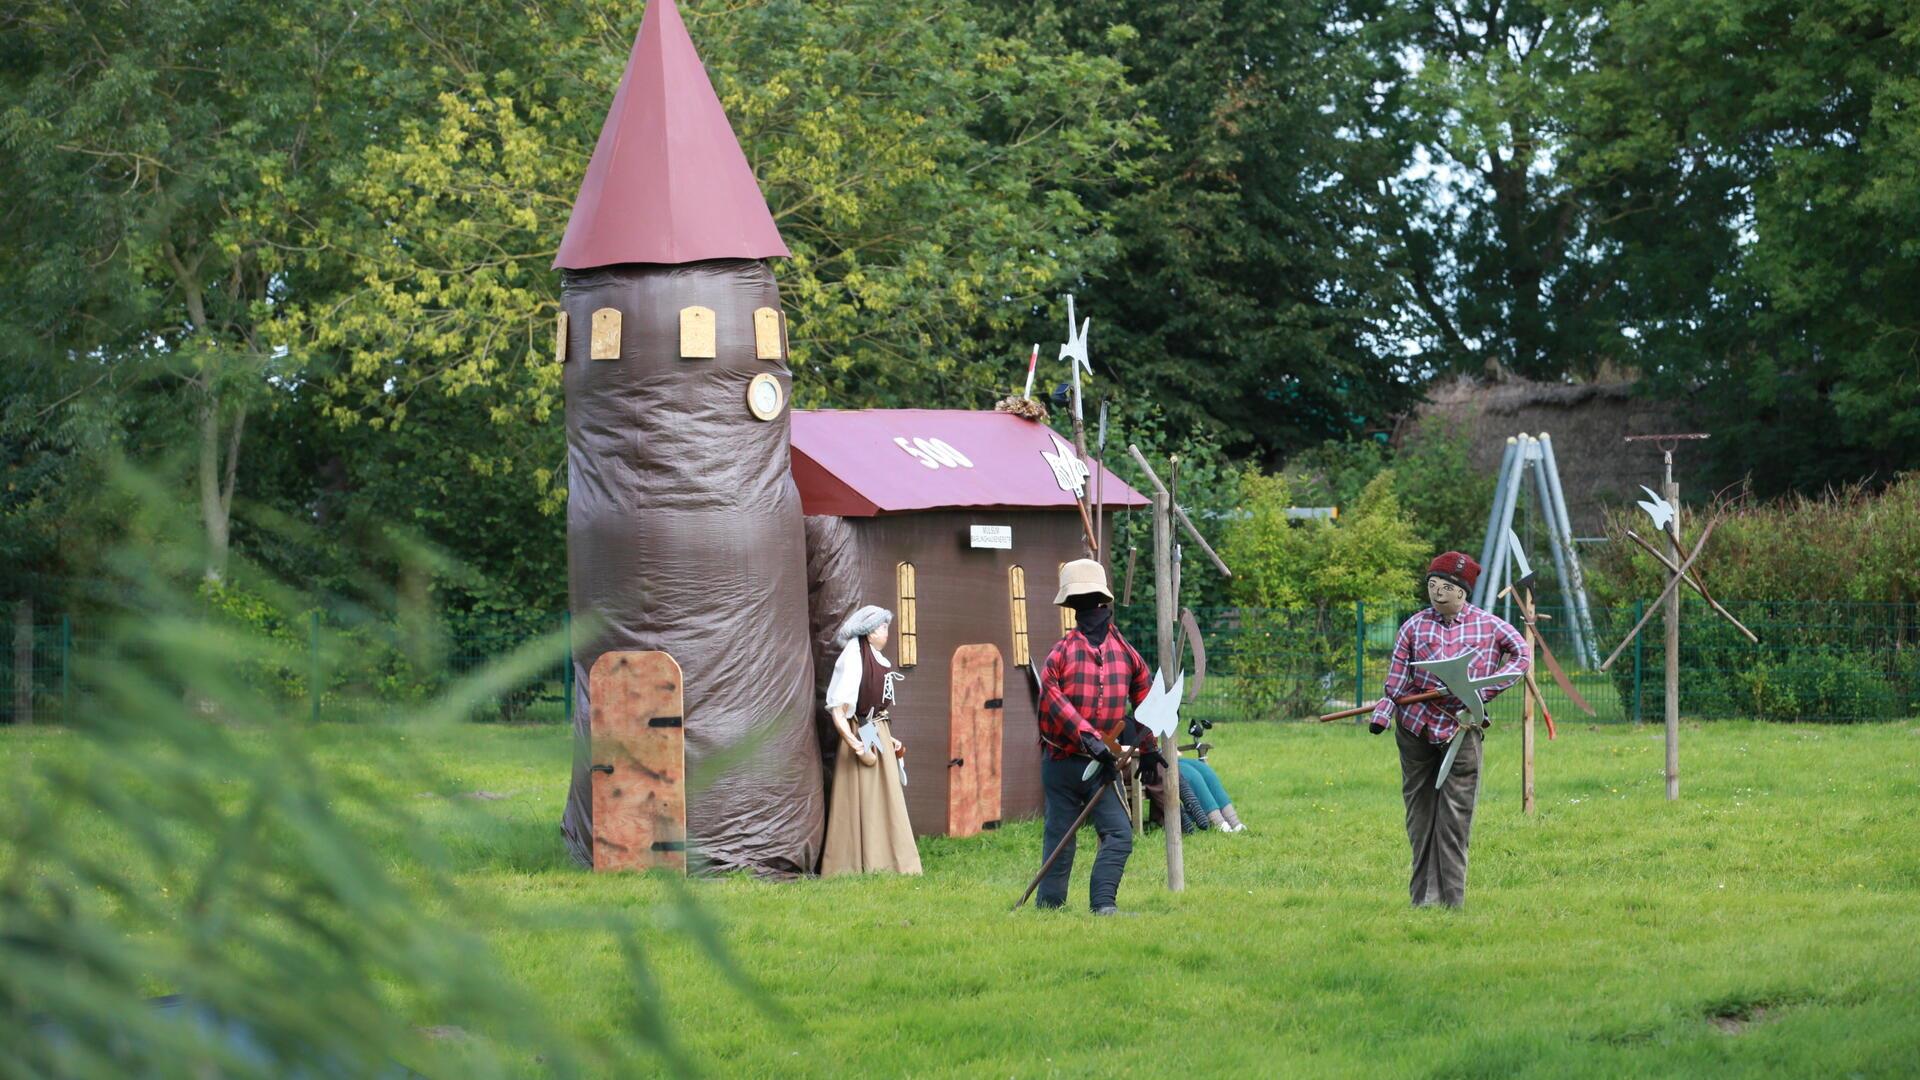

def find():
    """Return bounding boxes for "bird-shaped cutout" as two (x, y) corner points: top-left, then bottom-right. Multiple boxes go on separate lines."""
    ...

(1409, 648), (1520, 731)
(1636, 485), (1675, 534)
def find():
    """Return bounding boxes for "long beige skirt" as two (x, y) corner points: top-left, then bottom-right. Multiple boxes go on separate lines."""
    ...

(820, 718), (922, 876)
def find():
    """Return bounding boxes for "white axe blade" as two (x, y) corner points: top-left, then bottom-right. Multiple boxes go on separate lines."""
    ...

(1135, 669), (1184, 740)
(1507, 528), (1536, 594)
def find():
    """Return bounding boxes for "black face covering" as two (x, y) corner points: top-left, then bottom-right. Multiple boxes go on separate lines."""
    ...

(1070, 599), (1114, 645)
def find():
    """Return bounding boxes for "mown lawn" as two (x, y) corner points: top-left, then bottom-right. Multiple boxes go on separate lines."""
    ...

(5, 718), (1919, 1077)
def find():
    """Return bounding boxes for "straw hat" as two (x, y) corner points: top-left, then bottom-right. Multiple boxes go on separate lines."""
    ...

(1053, 558), (1114, 605)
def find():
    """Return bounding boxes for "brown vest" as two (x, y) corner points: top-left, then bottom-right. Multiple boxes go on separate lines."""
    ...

(855, 640), (890, 718)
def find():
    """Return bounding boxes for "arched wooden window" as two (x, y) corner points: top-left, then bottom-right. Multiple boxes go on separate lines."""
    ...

(1008, 565), (1031, 666)
(1057, 562), (1076, 636)
(895, 562), (918, 667)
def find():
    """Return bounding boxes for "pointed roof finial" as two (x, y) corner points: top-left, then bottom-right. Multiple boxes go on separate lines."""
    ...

(554, 0), (790, 269)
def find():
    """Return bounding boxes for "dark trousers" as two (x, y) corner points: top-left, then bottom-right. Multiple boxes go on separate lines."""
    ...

(1037, 756), (1134, 910)
(1396, 721), (1482, 908)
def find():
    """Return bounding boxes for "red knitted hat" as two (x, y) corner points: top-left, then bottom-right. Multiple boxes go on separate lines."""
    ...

(1426, 551), (1481, 590)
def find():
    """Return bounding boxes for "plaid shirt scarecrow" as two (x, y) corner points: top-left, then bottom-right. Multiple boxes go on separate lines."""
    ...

(1036, 627), (1154, 760)
(1371, 603), (1530, 743)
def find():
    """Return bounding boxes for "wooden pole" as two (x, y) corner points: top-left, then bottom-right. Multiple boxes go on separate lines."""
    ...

(1013, 781), (1114, 910)
(1153, 490), (1185, 891)
(1094, 399), (1108, 569)
(1521, 588), (1537, 814)
(12, 597), (32, 727)
(1664, 460), (1681, 801)
(1317, 689), (1445, 723)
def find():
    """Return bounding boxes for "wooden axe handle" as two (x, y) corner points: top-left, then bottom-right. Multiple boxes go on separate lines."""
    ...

(1317, 689), (1445, 723)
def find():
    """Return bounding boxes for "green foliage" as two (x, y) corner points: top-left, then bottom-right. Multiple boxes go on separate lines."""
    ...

(1280, 418), (1489, 559)
(1587, 474), (1920, 606)
(1391, 418), (1492, 556)
(1, 471), (736, 1075)
(1101, 402), (1241, 611)
(1219, 469), (1426, 715)
(1563, 0), (1920, 493)
(1224, 469), (1426, 611)
(1281, 438), (1391, 512)
(983, 0), (1424, 461)
(1737, 648), (1900, 725)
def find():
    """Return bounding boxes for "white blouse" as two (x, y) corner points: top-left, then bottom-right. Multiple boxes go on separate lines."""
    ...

(826, 639), (891, 712)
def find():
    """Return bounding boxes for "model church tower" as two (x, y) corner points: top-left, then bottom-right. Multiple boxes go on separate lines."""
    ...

(554, 0), (822, 875)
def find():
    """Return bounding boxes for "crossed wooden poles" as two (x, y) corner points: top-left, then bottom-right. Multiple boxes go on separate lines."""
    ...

(1598, 518), (1757, 672)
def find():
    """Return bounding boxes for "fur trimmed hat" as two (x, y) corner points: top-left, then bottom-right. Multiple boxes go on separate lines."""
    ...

(1426, 551), (1481, 591)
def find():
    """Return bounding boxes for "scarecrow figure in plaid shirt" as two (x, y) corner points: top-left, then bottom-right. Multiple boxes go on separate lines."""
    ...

(1370, 552), (1529, 908)
(1033, 558), (1158, 915)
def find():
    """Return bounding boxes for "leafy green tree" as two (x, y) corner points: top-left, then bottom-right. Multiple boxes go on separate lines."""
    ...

(0, 0), (414, 580)
(984, 0), (1423, 462)
(1353, 0), (1623, 380)
(300, 0), (1150, 508)
(1563, 0), (1920, 493)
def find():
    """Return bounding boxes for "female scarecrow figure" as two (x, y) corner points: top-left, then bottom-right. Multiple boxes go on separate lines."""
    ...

(821, 606), (921, 876)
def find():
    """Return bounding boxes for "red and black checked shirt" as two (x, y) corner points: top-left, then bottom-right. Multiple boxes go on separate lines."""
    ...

(1371, 603), (1530, 744)
(1037, 628), (1153, 760)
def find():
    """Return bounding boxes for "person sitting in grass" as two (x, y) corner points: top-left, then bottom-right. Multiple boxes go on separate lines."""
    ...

(1145, 753), (1246, 835)
(1178, 755), (1245, 833)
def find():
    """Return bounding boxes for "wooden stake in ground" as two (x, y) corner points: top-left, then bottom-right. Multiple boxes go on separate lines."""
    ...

(1124, 443), (1235, 891)
(1663, 468), (1681, 800)
(1612, 433), (1757, 803)
(1152, 489), (1184, 890)
(1520, 588), (1537, 814)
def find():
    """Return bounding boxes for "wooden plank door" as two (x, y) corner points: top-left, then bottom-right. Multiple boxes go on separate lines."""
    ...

(948, 644), (1005, 837)
(589, 651), (687, 872)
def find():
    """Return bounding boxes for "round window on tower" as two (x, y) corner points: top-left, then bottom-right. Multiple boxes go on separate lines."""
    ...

(746, 373), (786, 421)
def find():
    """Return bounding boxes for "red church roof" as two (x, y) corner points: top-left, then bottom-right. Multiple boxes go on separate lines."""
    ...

(553, 0), (790, 269)
(789, 410), (1149, 517)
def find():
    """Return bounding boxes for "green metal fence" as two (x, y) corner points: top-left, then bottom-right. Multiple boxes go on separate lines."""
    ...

(1118, 600), (1920, 727)
(6, 601), (1915, 726)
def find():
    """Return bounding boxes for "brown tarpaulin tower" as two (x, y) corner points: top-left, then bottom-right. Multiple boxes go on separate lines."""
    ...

(555, 0), (821, 875)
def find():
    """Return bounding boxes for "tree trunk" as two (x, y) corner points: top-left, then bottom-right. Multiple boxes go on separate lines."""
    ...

(167, 243), (246, 584)
(197, 393), (247, 582)
(12, 597), (32, 726)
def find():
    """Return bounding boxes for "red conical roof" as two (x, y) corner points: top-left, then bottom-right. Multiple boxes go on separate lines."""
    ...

(553, 0), (789, 269)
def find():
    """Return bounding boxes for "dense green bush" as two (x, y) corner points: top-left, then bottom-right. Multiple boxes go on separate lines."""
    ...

(1586, 476), (1920, 722)
(1735, 649), (1899, 724)
(1219, 469), (1425, 717)
(1586, 474), (1920, 606)
(1281, 419), (1490, 558)
(1596, 598), (1918, 723)
(194, 579), (568, 722)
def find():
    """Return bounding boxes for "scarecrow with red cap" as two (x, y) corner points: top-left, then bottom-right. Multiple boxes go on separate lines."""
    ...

(1368, 552), (1530, 908)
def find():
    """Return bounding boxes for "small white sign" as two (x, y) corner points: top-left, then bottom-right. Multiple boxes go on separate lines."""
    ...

(970, 525), (1013, 550)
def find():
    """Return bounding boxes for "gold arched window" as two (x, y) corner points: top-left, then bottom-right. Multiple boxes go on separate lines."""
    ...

(1009, 565), (1031, 666)
(1058, 562), (1077, 637)
(895, 562), (918, 667)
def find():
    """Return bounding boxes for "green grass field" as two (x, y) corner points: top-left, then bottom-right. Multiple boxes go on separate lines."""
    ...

(5, 718), (1919, 1077)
